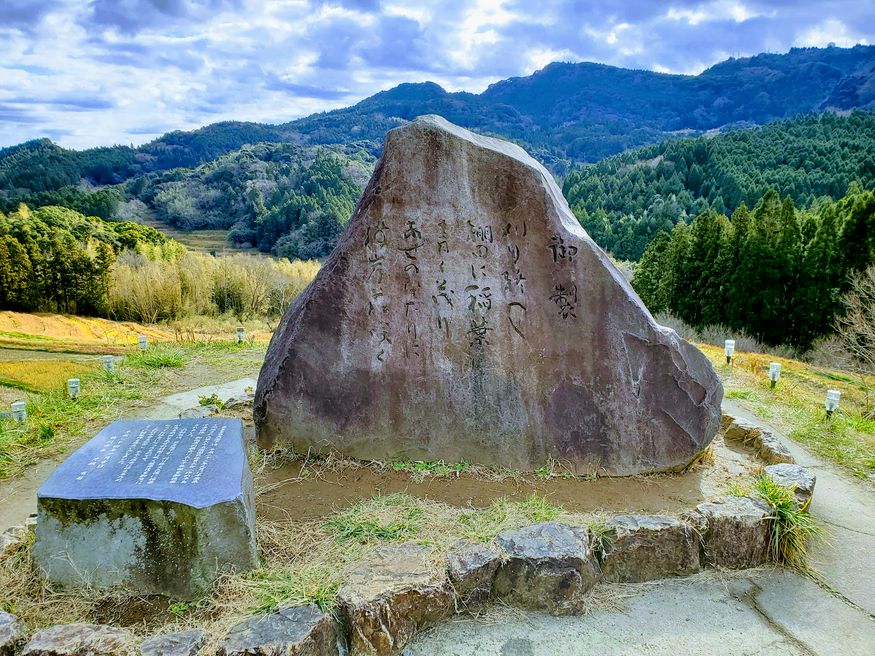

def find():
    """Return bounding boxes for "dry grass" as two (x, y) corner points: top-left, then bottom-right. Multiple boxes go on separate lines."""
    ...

(699, 343), (875, 481)
(0, 491), (614, 649)
(0, 359), (98, 393)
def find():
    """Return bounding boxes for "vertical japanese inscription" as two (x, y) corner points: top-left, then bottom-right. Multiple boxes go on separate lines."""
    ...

(400, 219), (423, 359)
(365, 219), (391, 362)
(466, 221), (494, 351)
(502, 221), (528, 338)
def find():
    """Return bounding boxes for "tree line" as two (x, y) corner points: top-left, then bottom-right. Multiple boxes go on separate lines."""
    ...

(0, 204), (177, 315)
(632, 184), (875, 350)
(564, 112), (875, 261)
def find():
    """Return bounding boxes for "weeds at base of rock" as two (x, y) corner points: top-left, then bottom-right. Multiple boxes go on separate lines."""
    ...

(753, 474), (825, 572)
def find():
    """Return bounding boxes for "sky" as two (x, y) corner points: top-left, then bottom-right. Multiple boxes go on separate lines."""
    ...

(1, 0), (873, 149)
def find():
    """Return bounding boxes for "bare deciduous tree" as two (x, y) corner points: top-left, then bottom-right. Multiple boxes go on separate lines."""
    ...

(836, 264), (875, 414)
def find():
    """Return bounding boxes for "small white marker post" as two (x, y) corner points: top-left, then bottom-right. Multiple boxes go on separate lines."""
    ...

(236, 327), (246, 344)
(102, 355), (115, 373)
(724, 339), (736, 364)
(769, 362), (781, 388)
(11, 401), (27, 423)
(67, 378), (81, 400)
(825, 390), (841, 418)
(138, 335), (148, 351)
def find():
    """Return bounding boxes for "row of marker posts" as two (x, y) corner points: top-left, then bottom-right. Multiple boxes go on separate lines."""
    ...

(724, 339), (842, 417)
(5, 327), (248, 423)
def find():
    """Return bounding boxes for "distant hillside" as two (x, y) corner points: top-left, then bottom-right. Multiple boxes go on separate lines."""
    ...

(2, 44), (873, 209)
(563, 111), (875, 260)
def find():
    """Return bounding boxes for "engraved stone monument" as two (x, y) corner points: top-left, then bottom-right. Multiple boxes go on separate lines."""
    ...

(34, 418), (257, 599)
(255, 115), (723, 475)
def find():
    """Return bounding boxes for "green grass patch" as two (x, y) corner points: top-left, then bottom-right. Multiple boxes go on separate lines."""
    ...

(242, 566), (339, 614)
(727, 389), (756, 400)
(789, 411), (875, 480)
(323, 494), (423, 544)
(390, 459), (469, 477)
(125, 345), (189, 368)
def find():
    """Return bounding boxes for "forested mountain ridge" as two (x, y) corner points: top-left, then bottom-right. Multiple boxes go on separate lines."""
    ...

(563, 111), (875, 260)
(2, 44), (873, 209)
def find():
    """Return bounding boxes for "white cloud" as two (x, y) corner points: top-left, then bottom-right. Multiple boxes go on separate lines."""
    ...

(794, 18), (869, 49)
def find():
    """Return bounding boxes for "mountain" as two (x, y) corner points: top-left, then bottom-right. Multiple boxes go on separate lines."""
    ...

(2, 45), (874, 261)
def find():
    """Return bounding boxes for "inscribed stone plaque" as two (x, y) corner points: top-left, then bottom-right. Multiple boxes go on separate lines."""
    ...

(34, 418), (257, 599)
(255, 115), (723, 476)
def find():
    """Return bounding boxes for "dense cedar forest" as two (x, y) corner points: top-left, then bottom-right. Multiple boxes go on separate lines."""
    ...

(563, 112), (875, 260)
(1, 45), (875, 349)
(632, 185), (875, 350)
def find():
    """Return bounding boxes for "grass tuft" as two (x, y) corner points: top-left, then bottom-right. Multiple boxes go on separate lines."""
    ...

(125, 345), (189, 368)
(753, 473), (823, 571)
(323, 494), (423, 544)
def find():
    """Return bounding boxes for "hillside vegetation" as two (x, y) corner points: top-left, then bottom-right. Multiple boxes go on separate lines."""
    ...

(564, 112), (875, 260)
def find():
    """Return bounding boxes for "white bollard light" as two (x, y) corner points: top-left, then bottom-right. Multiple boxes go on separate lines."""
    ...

(825, 390), (841, 417)
(102, 355), (115, 373)
(769, 362), (781, 388)
(724, 339), (736, 364)
(236, 327), (246, 343)
(138, 335), (148, 351)
(67, 378), (81, 400)
(11, 401), (27, 422)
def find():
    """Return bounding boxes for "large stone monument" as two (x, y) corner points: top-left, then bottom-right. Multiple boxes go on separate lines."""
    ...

(34, 418), (257, 599)
(255, 115), (722, 475)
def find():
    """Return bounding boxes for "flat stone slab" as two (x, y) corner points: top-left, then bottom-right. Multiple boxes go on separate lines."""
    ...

(689, 496), (772, 568)
(218, 606), (338, 656)
(601, 515), (700, 582)
(255, 115), (723, 476)
(338, 543), (453, 655)
(139, 629), (206, 656)
(0, 611), (24, 656)
(447, 540), (503, 608)
(765, 464), (816, 507)
(22, 624), (137, 656)
(493, 522), (599, 615)
(33, 418), (257, 599)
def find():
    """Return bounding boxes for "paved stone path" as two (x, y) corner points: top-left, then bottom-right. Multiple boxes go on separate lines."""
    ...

(405, 399), (875, 655)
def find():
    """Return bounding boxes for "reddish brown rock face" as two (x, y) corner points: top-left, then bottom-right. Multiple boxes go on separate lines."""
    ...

(255, 115), (722, 475)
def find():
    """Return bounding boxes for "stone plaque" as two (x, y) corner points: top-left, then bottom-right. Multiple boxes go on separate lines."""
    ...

(255, 115), (723, 475)
(34, 418), (257, 599)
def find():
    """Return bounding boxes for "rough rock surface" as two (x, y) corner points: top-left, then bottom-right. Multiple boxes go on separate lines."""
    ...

(765, 464), (817, 507)
(723, 416), (795, 465)
(446, 540), (503, 608)
(22, 624), (137, 656)
(255, 115), (723, 476)
(0, 611), (24, 656)
(218, 606), (338, 656)
(758, 432), (794, 464)
(689, 497), (772, 568)
(337, 543), (453, 655)
(139, 629), (207, 656)
(600, 515), (700, 582)
(492, 522), (599, 614)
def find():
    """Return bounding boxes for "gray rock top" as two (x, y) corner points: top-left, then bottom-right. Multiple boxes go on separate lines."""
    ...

(255, 114), (722, 476)
(219, 606), (337, 656)
(696, 496), (772, 519)
(0, 611), (24, 656)
(495, 522), (591, 564)
(139, 629), (206, 656)
(22, 623), (137, 656)
(605, 514), (682, 534)
(339, 543), (445, 607)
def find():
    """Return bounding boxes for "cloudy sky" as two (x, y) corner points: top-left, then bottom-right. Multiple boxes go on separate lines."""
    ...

(1, 0), (872, 149)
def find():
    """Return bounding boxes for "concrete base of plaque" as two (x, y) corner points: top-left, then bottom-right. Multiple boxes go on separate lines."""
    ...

(33, 418), (257, 599)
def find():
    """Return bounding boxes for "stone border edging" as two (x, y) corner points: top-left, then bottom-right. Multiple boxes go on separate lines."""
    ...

(4, 412), (817, 656)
